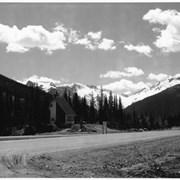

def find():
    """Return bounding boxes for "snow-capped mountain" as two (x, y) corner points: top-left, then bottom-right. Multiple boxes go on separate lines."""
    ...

(22, 76), (125, 107)
(125, 74), (180, 108)
(21, 74), (180, 108)
(19, 75), (62, 92)
(55, 82), (125, 107)
(125, 83), (180, 116)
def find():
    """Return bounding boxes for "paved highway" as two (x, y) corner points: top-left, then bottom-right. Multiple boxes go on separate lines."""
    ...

(0, 130), (180, 156)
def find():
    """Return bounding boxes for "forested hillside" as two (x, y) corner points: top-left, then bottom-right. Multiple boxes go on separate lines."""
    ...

(124, 84), (180, 129)
(0, 74), (124, 135)
(1, 74), (179, 136)
(0, 74), (52, 135)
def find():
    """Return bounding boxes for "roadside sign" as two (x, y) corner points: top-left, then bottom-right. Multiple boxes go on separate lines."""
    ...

(102, 121), (107, 134)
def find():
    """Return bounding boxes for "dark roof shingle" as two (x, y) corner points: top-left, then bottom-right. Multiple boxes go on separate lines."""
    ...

(56, 97), (76, 116)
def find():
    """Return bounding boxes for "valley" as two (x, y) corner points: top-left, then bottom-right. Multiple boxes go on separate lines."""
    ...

(1, 3), (180, 178)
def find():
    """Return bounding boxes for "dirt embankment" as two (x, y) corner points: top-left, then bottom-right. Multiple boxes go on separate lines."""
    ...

(1, 136), (180, 178)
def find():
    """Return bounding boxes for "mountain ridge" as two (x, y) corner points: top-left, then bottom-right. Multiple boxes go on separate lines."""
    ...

(125, 83), (180, 117)
(18, 74), (180, 108)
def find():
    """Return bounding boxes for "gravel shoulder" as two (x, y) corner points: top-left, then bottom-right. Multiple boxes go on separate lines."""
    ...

(1, 135), (180, 178)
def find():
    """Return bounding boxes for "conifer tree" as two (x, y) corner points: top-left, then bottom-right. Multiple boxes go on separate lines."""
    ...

(113, 95), (118, 128)
(67, 90), (72, 106)
(72, 92), (81, 123)
(118, 97), (123, 129)
(108, 91), (113, 124)
(63, 88), (68, 101)
(103, 96), (109, 123)
(89, 93), (96, 123)
(81, 97), (89, 122)
(98, 87), (104, 124)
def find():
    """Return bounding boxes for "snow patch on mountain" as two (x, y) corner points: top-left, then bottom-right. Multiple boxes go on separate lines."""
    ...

(20, 75), (63, 91)
(57, 82), (123, 106)
(124, 74), (180, 108)
(18, 74), (180, 109)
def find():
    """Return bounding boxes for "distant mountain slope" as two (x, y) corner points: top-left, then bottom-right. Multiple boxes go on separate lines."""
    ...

(125, 84), (180, 116)
(124, 75), (180, 108)
(20, 74), (180, 108)
(53, 83), (126, 108)
(23, 76), (126, 107)
(0, 74), (34, 96)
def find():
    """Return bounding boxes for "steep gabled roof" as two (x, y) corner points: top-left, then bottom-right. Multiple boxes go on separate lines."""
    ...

(56, 97), (76, 116)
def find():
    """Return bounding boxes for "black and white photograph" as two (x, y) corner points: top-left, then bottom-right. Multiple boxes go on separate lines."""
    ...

(0, 1), (180, 178)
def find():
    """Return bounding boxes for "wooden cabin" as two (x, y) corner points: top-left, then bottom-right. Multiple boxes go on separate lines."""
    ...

(49, 96), (76, 126)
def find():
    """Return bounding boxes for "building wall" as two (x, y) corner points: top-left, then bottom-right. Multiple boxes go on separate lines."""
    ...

(49, 100), (56, 124)
(66, 115), (75, 124)
(56, 104), (66, 127)
(49, 100), (75, 126)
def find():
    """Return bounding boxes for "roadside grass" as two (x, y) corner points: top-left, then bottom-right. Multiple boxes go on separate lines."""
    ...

(25, 136), (180, 178)
(38, 123), (121, 135)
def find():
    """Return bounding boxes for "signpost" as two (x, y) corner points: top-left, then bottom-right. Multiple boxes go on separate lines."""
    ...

(102, 121), (107, 134)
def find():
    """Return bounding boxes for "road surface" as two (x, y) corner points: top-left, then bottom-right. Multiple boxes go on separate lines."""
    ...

(0, 129), (180, 156)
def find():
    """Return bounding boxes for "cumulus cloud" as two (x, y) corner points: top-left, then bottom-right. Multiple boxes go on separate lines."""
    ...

(100, 67), (144, 79)
(103, 79), (149, 94)
(87, 31), (102, 40)
(7, 43), (29, 53)
(147, 73), (169, 81)
(98, 38), (116, 51)
(55, 24), (115, 51)
(74, 35), (116, 51)
(0, 24), (67, 54)
(174, 73), (180, 78)
(124, 43), (153, 57)
(124, 67), (144, 76)
(67, 29), (79, 44)
(143, 8), (180, 53)
(74, 37), (91, 46)
(100, 71), (122, 79)
(0, 22), (116, 54)
(54, 24), (80, 44)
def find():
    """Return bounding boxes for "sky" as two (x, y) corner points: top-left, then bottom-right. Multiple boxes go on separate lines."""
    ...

(1, 3), (180, 95)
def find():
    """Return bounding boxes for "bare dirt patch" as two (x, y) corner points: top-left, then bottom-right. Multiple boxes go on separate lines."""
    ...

(2, 135), (180, 178)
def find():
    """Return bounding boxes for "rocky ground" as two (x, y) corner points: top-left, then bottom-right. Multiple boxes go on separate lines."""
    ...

(1, 135), (180, 177)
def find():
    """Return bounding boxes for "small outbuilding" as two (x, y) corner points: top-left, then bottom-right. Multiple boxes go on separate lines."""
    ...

(49, 96), (76, 126)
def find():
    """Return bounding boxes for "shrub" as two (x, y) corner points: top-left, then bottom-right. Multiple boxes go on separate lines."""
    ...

(23, 125), (36, 135)
(71, 124), (81, 132)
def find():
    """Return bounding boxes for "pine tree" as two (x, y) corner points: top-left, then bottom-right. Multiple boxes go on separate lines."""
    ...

(108, 91), (113, 126)
(72, 92), (81, 123)
(113, 95), (118, 128)
(67, 90), (72, 106)
(89, 92), (96, 123)
(98, 87), (104, 124)
(141, 113), (146, 128)
(132, 107), (137, 128)
(103, 96), (109, 123)
(63, 88), (68, 101)
(149, 113), (154, 129)
(0, 87), (6, 131)
(81, 97), (89, 123)
(117, 97), (123, 129)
